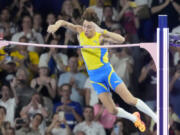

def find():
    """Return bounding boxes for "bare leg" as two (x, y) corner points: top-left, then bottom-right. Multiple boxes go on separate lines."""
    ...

(115, 82), (137, 106)
(115, 82), (157, 122)
(98, 92), (117, 115)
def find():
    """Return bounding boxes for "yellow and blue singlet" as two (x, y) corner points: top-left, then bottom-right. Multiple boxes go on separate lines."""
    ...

(79, 31), (123, 94)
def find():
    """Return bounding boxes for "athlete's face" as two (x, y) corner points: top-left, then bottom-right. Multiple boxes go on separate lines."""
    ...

(83, 20), (96, 38)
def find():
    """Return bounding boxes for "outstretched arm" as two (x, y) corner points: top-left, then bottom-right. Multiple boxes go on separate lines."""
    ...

(47, 20), (83, 34)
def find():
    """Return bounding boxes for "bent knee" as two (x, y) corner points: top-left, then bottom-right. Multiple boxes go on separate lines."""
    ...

(125, 97), (137, 106)
(108, 108), (118, 115)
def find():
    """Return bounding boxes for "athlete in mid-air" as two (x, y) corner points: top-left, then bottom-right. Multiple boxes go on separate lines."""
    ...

(47, 8), (157, 132)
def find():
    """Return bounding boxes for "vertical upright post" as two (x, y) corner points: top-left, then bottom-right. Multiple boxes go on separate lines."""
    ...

(157, 15), (169, 135)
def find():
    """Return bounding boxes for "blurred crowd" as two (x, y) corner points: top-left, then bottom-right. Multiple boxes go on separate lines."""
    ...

(0, 0), (180, 135)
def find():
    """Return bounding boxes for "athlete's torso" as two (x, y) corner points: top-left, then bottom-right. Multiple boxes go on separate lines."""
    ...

(78, 31), (109, 70)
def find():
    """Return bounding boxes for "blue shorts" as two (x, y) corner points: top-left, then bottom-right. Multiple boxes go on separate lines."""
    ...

(87, 63), (123, 95)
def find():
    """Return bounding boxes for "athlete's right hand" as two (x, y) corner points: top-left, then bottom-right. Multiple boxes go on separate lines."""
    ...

(55, 20), (64, 27)
(47, 20), (64, 33)
(47, 25), (59, 34)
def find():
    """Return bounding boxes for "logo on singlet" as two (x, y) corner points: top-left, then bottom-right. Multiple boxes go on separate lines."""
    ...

(93, 40), (97, 43)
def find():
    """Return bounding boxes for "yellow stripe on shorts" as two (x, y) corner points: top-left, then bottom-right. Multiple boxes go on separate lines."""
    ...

(90, 81), (108, 90)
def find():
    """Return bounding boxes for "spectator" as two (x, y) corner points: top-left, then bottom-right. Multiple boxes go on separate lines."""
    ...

(89, 0), (105, 22)
(94, 100), (117, 134)
(71, 9), (82, 25)
(30, 61), (56, 119)
(71, 0), (83, 15)
(134, 0), (154, 42)
(11, 15), (44, 52)
(169, 104), (180, 135)
(20, 93), (48, 119)
(150, 0), (180, 32)
(20, 94), (48, 135)
(111, 119), (127, 135)
(44, 13), (58, 42)
(116, 0), (139, 43)
(54, 83), (83, 129)
(60, 0), (73, 21)
(0, 8), (17, 40)
(32, 0), (86, 16)
(2, 126), (15, 135)
(58, 56), (87, 105)
(90, 0), (118, 23)
(169, 62), (180, 117)
(64, 29), (79, 46)
(30, 113), (44, 135)
(10, 67), (36, 116)
(0, 106), (7, 123)
(0, 83), (18, 125)
(64, 29), (79, 57)
(46, 113), (72, 135)
(0, 106), (6, 133)
(33, 13), (43, 33)
(46, 13), (56, 25)
(111, 15), (140, 94)
(0, 48), (13, 83)
(30, 62), (56, 99)
(62, 7), (82, 55)
(84, 77), (98, 106)
(15, 0), (34, 20)
(110, 48), (134, 89)
(1, 121), (11, 135)
(62, 7), (81, 49)
(73, 106), (106, 135)
(173, 47), (180, 66)
(10, 36), (39, 74)
(0, 56), (16, 84)
(5, 127), (15, 135)
(174, 122), (180, 135)
(15, 114), (41, 135)
(100, 6), (117, 30)
(44, 13), (65, 45)
(38, 38), (68, 77)
(138, 60), (157, 111)
(60, 0), (82, 22)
